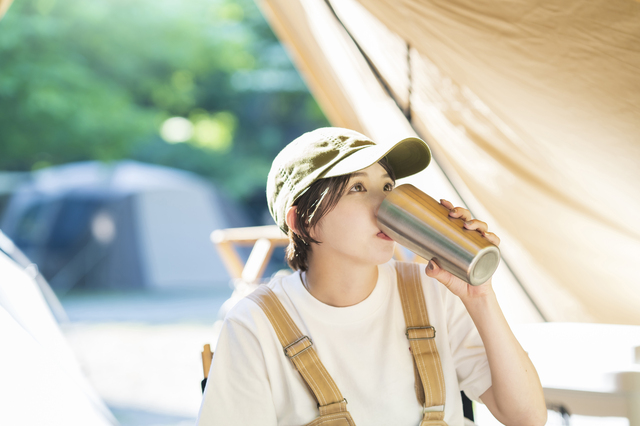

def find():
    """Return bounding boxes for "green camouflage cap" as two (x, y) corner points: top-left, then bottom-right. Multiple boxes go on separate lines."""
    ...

(267, 127), (431, 233)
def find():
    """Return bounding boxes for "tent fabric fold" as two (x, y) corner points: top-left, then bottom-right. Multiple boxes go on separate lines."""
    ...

(255, 0), (640, 324)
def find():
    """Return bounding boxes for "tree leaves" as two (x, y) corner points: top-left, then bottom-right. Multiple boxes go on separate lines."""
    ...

(0, 0), (328, 216)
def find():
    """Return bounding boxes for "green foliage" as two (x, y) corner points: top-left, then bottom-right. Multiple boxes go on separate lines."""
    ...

(0, 0), (328, 210)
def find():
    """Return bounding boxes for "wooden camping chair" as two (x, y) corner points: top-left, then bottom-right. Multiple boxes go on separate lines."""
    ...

(201, 225), (289, 389)
(210, 225), (289, 284)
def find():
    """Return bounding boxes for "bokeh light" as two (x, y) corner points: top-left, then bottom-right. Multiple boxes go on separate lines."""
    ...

(160, 116), (193, 143)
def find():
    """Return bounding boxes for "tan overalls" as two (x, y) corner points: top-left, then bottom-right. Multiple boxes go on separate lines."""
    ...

(247, 262), (448, 426)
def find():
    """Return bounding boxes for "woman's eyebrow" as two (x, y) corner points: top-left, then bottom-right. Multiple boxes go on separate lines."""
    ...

(350, 171), (391, 179)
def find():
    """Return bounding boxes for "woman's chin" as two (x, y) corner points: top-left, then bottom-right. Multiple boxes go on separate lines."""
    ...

(372, 244), (395, 265)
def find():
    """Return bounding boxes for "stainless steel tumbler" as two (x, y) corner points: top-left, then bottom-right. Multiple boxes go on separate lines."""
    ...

(377, 184), (500, 285)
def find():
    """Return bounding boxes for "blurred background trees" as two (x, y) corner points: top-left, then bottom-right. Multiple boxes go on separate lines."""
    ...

(0, 0), (328, 220)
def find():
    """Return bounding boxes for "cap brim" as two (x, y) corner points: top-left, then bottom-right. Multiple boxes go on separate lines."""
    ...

(323, 136), (431, 180)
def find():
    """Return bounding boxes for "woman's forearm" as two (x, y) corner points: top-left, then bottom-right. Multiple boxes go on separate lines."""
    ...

(462, 288), (547, 426)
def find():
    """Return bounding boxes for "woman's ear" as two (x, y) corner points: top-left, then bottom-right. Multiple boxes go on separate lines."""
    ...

(285, 206), (300, 235)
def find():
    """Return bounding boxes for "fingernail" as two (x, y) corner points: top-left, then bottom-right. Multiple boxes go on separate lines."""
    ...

(464, 221), (472, 227)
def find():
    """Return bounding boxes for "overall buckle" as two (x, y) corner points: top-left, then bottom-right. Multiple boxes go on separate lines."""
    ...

(284, 335), (313, 358)
(406, 326), (436, 340)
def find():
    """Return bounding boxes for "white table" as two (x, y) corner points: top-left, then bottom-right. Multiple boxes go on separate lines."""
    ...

(513, 323), (640, 424)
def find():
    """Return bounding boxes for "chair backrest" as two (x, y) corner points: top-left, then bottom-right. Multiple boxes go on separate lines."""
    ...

(210, 225), (288, 284)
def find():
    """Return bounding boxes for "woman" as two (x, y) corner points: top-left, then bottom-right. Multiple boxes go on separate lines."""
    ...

(197, 127), (547, 425)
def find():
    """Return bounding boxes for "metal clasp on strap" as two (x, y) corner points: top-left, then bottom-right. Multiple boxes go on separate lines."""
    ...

(423, 404), (444, 413)
(406, 326), (436, 340)
(318, 398), (348, 409)
(284, 335), (313, 358)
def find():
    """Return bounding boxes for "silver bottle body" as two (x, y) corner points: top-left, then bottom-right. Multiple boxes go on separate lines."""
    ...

(377, 184), (500, 286)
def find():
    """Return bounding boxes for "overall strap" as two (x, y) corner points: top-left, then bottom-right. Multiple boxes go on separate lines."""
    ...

(247, 285), (349, 416)
(396, 262), (447, 425)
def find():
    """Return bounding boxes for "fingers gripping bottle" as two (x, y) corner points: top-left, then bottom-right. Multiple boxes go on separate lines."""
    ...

(377, 184), (500, 286)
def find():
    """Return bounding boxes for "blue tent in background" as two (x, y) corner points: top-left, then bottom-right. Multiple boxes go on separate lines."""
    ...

(1, 161), (251, 293)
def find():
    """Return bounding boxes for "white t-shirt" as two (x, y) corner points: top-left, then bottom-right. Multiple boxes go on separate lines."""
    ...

(197, 260), (491, 426)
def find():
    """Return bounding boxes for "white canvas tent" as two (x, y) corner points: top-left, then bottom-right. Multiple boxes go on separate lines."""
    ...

(0, 249), (116, 426)
(253, 0), (640, 325)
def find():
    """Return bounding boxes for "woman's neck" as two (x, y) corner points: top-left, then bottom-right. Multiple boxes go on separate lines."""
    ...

(303, 253), (379, 307)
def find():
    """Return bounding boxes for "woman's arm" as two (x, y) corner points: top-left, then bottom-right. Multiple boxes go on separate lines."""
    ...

(197, 318), (278, 426)
(425, 200), (547, 426)
(458, 284), (546, 425)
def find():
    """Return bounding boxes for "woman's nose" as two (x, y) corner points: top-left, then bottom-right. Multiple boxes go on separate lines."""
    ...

(373, 191), (390, 216)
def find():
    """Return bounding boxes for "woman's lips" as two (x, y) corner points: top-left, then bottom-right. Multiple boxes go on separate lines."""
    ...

(377, 231), (393, 241)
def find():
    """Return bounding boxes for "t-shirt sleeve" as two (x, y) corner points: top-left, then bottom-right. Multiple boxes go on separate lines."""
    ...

(196, 317), (277, 426)
(442, 288), (492, 403)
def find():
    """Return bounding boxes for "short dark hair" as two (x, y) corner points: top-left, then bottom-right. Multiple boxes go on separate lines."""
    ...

(286, 158), (396, 271)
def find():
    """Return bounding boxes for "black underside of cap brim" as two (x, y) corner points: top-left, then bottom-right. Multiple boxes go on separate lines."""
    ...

(386, 138), (432, 180)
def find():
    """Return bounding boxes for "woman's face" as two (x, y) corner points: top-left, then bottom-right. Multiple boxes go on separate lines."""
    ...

(309, 162), (396, 266)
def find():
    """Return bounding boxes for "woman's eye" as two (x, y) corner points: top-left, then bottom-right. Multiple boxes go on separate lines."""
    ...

(384, 183), (394, 191)
(351, 183), (365, 192)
